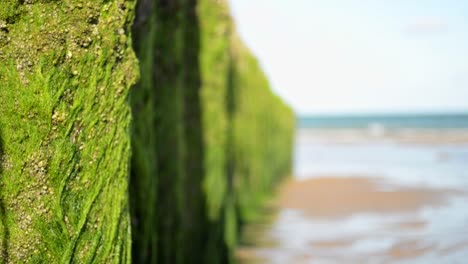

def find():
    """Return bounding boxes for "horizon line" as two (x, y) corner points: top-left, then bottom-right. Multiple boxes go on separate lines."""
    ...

(297, 110), (468, 117)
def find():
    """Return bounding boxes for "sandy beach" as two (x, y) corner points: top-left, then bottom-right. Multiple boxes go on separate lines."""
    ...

(237, 176), (468, 263)
(236, 128), (468, 263)
(278, 177), (454, 218)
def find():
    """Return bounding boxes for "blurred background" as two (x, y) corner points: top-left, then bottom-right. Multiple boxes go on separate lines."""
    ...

(230, 0), (468, 263)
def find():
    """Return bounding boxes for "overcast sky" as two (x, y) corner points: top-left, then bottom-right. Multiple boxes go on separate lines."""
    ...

(228, 0), (468, 114)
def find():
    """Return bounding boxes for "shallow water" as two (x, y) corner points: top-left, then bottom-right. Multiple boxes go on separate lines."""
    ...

(236, 128), (468, 264)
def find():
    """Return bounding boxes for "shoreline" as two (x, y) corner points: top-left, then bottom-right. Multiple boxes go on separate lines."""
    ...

(295, 127), (468, 145)
(278, 176), (454, 219)
(237, 175), (468, 263)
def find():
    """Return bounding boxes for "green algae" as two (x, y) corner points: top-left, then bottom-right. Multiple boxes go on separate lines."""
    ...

(131, 0), (189, 263)
(230, 37), (295, 223)
(131, 0), (211, 262)
(130, 0), (294, 263)
(199, 0), (294, 258)
(0, 1), (138, 263)
(0, 0), (294, 263)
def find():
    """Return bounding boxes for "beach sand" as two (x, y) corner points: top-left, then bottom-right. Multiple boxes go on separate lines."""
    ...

(236, 176), (468, 263)
(278, 177), (450, 218)
(237, 128), (468, 263)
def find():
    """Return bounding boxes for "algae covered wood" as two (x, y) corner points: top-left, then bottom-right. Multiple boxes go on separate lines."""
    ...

(131, 0), (188, 263)
(0, 1), (138, 263)
(0, 0), (295, 263)
(131, 0), (212, 262)
(230, 37), (295, 222)
(130, 0), (294, 263)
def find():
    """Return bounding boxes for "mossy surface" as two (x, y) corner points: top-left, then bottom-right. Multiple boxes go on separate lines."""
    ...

(197, 0), (237, 261)
(131, 0), (217, 262)
(199, 0), (295, 258)
(229, 37), (295, 222)
(130, 0), (294, 263)
(1, 0), (294, 263)
(129, 0), (159, 263)
(0, 1), (138, 263)
(131, 0), (190, 263)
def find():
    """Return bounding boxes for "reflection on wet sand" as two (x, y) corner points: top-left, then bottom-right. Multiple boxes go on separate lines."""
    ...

(279, 177), (451, 218)
(236, 177), (468, 263)
(236, 128), (468, 263)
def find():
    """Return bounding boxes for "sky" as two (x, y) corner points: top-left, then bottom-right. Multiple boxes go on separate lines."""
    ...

(228, 0), (468, 114)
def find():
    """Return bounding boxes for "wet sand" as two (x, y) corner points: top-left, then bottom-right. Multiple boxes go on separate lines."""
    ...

(237, 176), (468, 263)
(237, 128), (468, 263)
(278, 177), (450, 219)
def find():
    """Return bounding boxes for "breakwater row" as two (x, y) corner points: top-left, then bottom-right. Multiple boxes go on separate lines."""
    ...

(0, 0), (294, 263)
